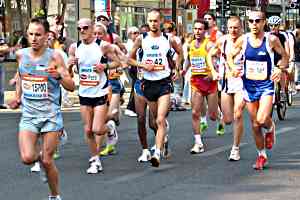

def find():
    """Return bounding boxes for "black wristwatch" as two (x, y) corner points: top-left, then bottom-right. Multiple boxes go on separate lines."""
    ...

(55, 74), (62, 81)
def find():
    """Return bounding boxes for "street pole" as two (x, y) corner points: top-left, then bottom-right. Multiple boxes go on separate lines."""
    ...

(282, 0), (287, 27)
(172, 0), (176, 23)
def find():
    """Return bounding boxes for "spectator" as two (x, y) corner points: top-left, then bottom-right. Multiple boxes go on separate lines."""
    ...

(0, 38), (10, 109)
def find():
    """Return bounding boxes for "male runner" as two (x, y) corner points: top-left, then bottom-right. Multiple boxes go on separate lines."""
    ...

(129, 9), (183, 167)
(9, 17), (75, 200)
(228, 10), (288, 170)
(207, 16), (245, 161)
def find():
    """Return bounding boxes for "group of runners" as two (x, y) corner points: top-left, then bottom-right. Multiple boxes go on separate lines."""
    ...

(8, 8), (297, 200)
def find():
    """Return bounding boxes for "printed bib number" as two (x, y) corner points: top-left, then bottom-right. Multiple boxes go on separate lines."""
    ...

(245, 60), (268, 80)
(145, 58), (165, 71)
(22, 74), (48, 99)
(79, 65), (100, 86)
(191, 57), (207, 74)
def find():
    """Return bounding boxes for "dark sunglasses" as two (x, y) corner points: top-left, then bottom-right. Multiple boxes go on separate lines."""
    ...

(77, 26), (89, 31)
(97, 17), (108, 22)
(248, 19), (262, 24)
(132, 32), (139, 34)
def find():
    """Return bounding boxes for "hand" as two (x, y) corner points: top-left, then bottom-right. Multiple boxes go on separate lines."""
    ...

(271, 68), (282, 82)
(94, 63), (105, 73)
(68, 57), (78, 66)
(172, 70), (180, 81)
(9, 78), (16, 86)
(212, 71), (221, 81)
(143, 64), (155, 72)
(8, 98), (21, 109)
(46, 66), (61, 80)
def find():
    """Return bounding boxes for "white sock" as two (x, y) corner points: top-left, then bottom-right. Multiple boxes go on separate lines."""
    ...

(232, 145), (239, 150)
(194, 134), (203, 146)
(91, 155), (100, 163)
(257, 149), (267, 158)
(154, 148), (161, 157)
(201, 116), (207, 124)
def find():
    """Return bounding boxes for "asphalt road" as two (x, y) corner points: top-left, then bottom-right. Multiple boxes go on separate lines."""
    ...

(1, 98), (300, 200)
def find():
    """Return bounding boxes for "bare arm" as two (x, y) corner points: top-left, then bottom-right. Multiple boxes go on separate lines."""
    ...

(101, 42), (123, 69)
(270, 35), (288, 68)
(50, 51), (75, 92)
(207, 37), (222, 79)
(170, 36), (183, 71)
(114, 34), (127, 54)
(227, 35), (244, 72)
(8, 51), (22, 109)
(67, 44), (77, 77)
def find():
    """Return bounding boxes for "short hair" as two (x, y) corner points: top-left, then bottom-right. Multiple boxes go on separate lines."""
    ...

(127, 26), (139, 36)
(148, 8), (162, 19)
(228, 16), (242, 25)
(94, 22), (107, 33)
(29, 17), (50, 32)
(204, 12), (216, 21)
(194, 19), (209, 30)
(249, 9), (266, 20)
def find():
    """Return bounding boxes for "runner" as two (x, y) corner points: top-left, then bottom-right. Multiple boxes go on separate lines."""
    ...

(207, 16), (245, 161)
(182, 19), (218, 154)
(128, 9), (183, 167)
(227, 10), (288, 170)
(9, 17), (75, 200)
(202, 13), (225, 135)
(68, 18), (121, 174)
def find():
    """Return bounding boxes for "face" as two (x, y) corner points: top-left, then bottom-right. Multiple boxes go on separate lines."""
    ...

(248, 11), (266, 34)
(227, 19), (241, 39)
(77, 21), (93, 40)
(269, 24), (279, 33)
(47, 32), (56, 47)
(204, 14), (215, 28)
(193, 22), (206, 40)
(140, 26), (149, 34)
(147, 11), (161, 33)
(27, 22), (48, 51)
(130, 30), (140, 41)
(94, 26), (106, 40)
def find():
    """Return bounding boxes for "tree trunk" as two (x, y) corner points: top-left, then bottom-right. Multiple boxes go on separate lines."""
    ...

(16, 0), (25, 32)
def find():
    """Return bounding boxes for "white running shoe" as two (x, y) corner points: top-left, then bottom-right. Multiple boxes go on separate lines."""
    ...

(190, 143), (204, 154)
(138, 149), (151, 162)
(30, 161), (41, 173)
(124, 109), (138, 117)
(150, 151), (161, 167)
(48, 195), (62, 200)
(229, 147), (240, 161)
(86, 160), (103, 174)
(107, 120), (118, 145)
(59, 129), (68, 146)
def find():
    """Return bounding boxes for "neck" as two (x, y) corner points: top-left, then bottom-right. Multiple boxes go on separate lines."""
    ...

(30, 46), (47, 58)
(251, 31), (264, 39)
(149, 30), (161, 37)
(82, 36), (94, 44)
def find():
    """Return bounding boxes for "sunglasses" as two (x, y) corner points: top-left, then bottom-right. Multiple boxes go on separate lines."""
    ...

(77, 26), (89, 31)
(132, 32), (139, 35)
(269, 24), (279, 28)
(248, 19), (262, 24)
(97, 17), (108, 22)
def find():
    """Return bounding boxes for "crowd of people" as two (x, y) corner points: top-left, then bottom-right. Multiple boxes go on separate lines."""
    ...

(2, 8), (300, 200)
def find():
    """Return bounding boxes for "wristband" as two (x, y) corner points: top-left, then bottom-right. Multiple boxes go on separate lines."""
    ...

(55, 74), (62, 81)
(105, 63), (109, 69)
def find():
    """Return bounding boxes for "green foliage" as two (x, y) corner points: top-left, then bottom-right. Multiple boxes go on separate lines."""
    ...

(33, 9), (45, 18)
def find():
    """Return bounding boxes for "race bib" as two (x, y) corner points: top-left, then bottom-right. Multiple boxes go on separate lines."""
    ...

(245, 60), (268, 80)
(22, 74), (48, 99)
(79, 65), (100, 86)
(191, 56), (206, 73)
(144, 58), (165, 71)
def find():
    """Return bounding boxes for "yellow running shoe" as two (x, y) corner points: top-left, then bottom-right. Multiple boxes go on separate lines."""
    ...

(100, 144), (117, 156)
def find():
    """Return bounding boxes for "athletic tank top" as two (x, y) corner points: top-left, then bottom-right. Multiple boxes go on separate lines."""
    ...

(19, 48), (61, 117)
(271, 32), (286, 66)
(189, 39), (210, 76)
(141, 33), (171, 80)
(242, 33), (274, 89)
(220, 37), (244, 78)
(75, 40), (108, 98)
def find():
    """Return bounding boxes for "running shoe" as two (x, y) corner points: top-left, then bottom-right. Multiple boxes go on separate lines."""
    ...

(228, 147), (240, 161)
(265, 122), (275, 150)
(53, 149), (60, 160)
(137, 149), (151, 162)
(200, 122), (208, 133)
(30, 161), (41, 173)
(107, 120), (119, 145)
(150, 151), (161, 167)
(190, 143), (204, 154)
(59, 129), (68, 146)
(253, 155), (268, 170)
(86, 160), (103, 174)
(216, 123), (225, 136)
(100, 144), (117, 156)
(48, 195), (62, 200)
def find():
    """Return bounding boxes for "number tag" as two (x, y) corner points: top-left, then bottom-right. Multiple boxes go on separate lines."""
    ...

(22, 74), (48, 99)
(245, 60), (268, 80)
(191, 56), (206, 73)
(79, 65), (100, 86)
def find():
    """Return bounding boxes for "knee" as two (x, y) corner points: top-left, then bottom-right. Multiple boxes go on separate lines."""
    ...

(156, 116), (165, 127)
(251, 120), (260, 130)
(40, 157), (53, 169)
(223, 116), (232, 125)
(192, 110), (200, 120)
(137, 115), (146, 125)
(20, 153), (36, 165)
(84, 127), (94, 138)
(93, 126), (106, 136)
(256, 115), (268, 126)
(233, 110), (243, 121)
(209, 112), (218, 121)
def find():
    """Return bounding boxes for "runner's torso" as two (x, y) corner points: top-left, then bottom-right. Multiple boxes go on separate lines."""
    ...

(189, 39), (210, 76)
(19, 48), (61, 117)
